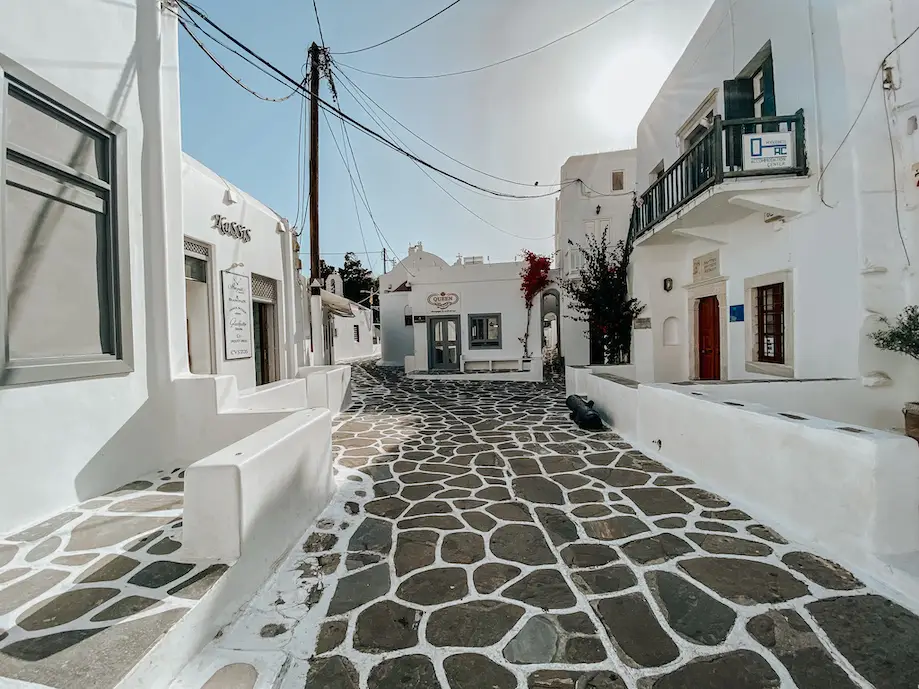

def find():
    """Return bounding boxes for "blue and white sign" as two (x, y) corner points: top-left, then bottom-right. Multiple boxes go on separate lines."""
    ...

(743, 132), (794, 171)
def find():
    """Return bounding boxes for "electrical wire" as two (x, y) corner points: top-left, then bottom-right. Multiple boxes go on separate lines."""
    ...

(334, 104), (377, 272)
(176, 0), (571, 200)
(331, 64), (561, 189)
(335, 0), (643, 80)
(334, 66), (554, 241)
(312, 0), (327, 50)
(332, 0), (464, 56)
(883, 91), (910, 265)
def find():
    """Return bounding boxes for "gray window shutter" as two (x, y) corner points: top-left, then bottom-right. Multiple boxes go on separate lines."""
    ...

(724, 78), (754, 168)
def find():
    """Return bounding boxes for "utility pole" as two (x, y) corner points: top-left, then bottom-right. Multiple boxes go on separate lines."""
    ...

(382, 247), (387, 274)
(308, 42), (321, 283)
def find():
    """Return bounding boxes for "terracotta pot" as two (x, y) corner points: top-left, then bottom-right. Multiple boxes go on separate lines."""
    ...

(904, 402), (919, 442)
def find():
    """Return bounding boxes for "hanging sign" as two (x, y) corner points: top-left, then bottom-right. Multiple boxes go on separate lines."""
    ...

(222, 271), (252, 360)
(427, 292), (460, 312)
(213, 214), (252, 243)
(743, 132), (795, 171)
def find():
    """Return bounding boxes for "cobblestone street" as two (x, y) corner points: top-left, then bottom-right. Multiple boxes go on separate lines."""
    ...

(175, 362), (919, 689)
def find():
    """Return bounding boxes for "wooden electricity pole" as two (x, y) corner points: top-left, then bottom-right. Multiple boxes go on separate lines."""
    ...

(308, 42), (321, 284)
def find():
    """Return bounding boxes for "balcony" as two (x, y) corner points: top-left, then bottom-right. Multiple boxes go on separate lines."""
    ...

(632, 111), (808, 242)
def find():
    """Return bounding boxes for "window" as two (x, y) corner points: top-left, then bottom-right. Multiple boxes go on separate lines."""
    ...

(569, 249), (583, 275)
(649, 159), (665, 184)
(611, 170), (625, 192)
(755, 283), (784, 364)
(469, 314), (501, 349)
(353, 324), (360, 342)
(1, 67), (131, 386)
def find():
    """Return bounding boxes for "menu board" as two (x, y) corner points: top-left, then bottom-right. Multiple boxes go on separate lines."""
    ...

(222, 271), (252, 360)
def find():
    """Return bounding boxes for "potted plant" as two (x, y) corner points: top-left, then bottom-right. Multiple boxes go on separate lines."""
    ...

(870, 305), (919, 440)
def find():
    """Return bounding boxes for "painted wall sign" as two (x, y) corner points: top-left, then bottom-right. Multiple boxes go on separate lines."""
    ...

(730, 305), (744, 322)
(413, 315), (427, 324)
(222, 271), (252, 360)
(743, 132), (795, 171)
(213, 214), (252, 243)
(692, 251), (720, 283)
(427, 292), (460, 312)
(633, 318), (652, 330)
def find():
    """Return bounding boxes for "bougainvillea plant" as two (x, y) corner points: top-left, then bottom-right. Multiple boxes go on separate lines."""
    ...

(559, 228), (644, 365)
(519, 250), (552, 358)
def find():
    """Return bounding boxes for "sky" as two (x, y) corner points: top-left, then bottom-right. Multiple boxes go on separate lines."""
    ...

(178, 0), (714, 274)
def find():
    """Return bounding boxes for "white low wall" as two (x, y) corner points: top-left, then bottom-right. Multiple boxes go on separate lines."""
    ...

(297, 365), (352, 414)
(182, 408), (334, 562)
(234, 379), (308, 411)
(583, 374), (639, 440)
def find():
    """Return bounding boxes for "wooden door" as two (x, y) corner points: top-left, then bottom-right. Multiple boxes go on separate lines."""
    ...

(428, 317), (460, 371)
(698, 296), (721, 380)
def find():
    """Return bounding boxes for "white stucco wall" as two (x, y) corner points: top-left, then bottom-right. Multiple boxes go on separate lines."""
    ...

(556, 150), (637, 367)
(181, 154), (296, 390)
(331, 303), (377, 363)
(379, 242), (449, 293)
(380, 290), (413, 367)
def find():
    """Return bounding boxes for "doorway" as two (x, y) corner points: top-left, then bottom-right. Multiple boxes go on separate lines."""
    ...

(183, 250), (214, 375)
(253, 301), (277, 386)
(428, 317), (460, 371)
(697, 295), (721, 380)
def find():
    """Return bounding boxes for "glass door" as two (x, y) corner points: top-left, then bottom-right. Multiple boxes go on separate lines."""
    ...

(428, 317), (460, 371)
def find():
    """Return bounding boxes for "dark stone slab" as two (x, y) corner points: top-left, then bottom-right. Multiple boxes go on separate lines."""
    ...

(696, 520), (736, 533)
(360, 465), (393, 482)
(427, 600), (525, 647)
(539, 455), (586, 474)
(584, 468), (650, 488)
(490, 525), (556, 565)
(128, 561), (195, 589)
(405, 501), (452, 517)
(700, 508), (751, 521)
(569, 489), (605, 504)
(365, 497), (410, 519)
(354, 600), (422, 653)
(305, 532), (339, 553)
(374, 481), (400, 498)
(583, 516), (650, 541)
(446, 474), (484, 489)
(503, 615), (560, 663)
(402, 484), (444, 501)
(346, 552), (383, 571)
(0, 628), (106, 661)
(572, 505), (612, 518)
(148, 536), (182, 555)
(746, 524), (787, 543)
(397, 567), (468, 605)
(584, 452), (619, 466)
(561, 544), (619, 568)
(401, 472), (450, 485)
(679, 557), (809, 605)
(654, 475), (694, 487)
(512, 477), (564, 505)
(782, 552), (862, 590)
(368, 655), (439, 689)
(486, 503), (533, 522)
(398, 515), (465, 530)
(315, 620), (348, 654)
(747, 610), (858, 689)
(616, 453), (671, 473)
(260, 623), (288, 638)
(612, 504), (636, 515)
(90, 595), (160, 622)
(442, 533), (485, 564)
(77, 555), (140, 583)
(18, 587), (120, 631)
(509, 457), (542, 476)
(306, 655), (359, 689)
(168, 564), (228, 600)
(553, 474), (591, 489)
(565, 637), (606, 663)
(677, 487), (730, 508)
(535, 508), (578, 546)
(686, 532), (773, 557)
(559, 612), (596, 634)
(477, 486), (511, 501)
(807, 594), (919, 688)
(647, 570), (736, 645)
(455, 499), (488, 510)
(327, 564), (391, 615)
(462, 511), (497, 532)
(474, 563), (521, 594)
(528, 670), (626, 689)
(504, 570), (577, 609)
(622, 488), (694, 516)
(594, 593), (679, 668)
(348, 518), (393, 554)
(444, 654), (516, 689)
(572, 565), (637, 595)
(645, 651), (779, 689)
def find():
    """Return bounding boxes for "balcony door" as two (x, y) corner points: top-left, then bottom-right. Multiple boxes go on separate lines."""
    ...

(698, 296), (721, 381)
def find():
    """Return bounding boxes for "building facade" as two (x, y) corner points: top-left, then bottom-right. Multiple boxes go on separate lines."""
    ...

(627, 0), (919, 430)
(554, 150), (637, 366)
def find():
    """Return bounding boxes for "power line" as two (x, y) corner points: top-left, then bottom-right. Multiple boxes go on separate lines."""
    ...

(336, 0), (642, 80)
(332, 64), (561, 189)
(332, 0), (464, 56)
(312, 0), (327, 49)
(176, 1), (570, 201)
(334, 66), (555, 242)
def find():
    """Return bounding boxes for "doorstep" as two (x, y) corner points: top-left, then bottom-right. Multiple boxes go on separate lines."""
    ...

(0, 470), (228, 689)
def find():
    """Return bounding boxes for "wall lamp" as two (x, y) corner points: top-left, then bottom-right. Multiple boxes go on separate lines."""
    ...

(595, 205), (601, 215)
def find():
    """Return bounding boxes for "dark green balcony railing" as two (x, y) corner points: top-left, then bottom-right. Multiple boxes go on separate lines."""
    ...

(633, 110), (807, 239)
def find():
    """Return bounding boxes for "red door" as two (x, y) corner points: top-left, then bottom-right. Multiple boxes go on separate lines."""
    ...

(698, 296), (721, 380)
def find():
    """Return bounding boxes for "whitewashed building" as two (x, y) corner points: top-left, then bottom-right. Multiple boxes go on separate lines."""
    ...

(554, 150), (637, 366)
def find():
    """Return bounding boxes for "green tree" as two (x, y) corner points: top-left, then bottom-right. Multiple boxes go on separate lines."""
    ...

(559, 228), (644, 365)
(339, 252), (375, 303)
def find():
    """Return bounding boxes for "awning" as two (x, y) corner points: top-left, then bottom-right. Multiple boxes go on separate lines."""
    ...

(321, 289), (356, 318)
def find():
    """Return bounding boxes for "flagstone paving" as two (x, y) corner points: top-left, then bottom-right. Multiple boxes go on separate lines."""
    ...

(173, 362), (919, 689)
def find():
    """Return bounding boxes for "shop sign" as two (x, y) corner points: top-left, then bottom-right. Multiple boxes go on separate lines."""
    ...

(427, 291), (460, 312)
(743, 132), (795, 171)
(222, 271), (252, 360)
(692, 251), (720, 283)
(213, 214), (252, 243)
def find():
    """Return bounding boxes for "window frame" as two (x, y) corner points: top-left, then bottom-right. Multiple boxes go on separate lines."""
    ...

(353, 324), (360, 342)
(755, 283), (784, 364)
(468, 313), (501, 350)
(611, 170), (625, 192)
(0, 56), (133, 387)
(744, 270), (793, 378)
